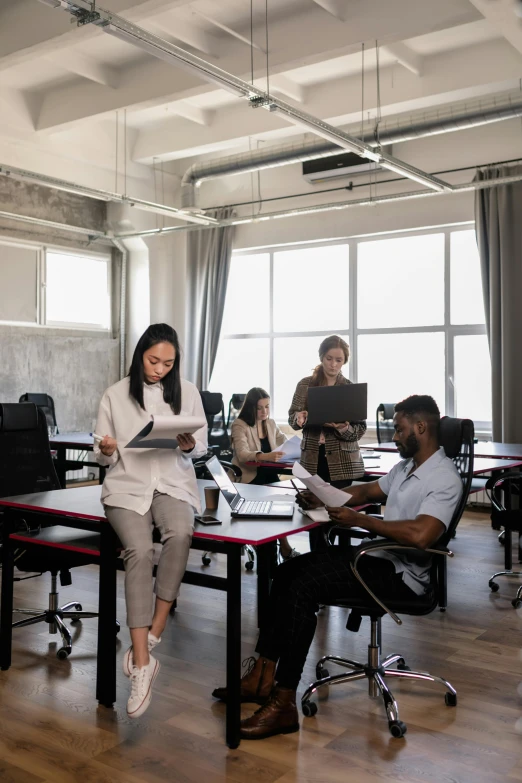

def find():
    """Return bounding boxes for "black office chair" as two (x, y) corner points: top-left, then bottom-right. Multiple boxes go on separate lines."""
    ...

(301, 417), (474, 738)
(226, 393), (246, 430)
(19, 392), (58, 433)
(200, 391), (230, 456)
(376, 403), (395, 444)
(0, 402), (100, 659)
(486, 471), (522, 608)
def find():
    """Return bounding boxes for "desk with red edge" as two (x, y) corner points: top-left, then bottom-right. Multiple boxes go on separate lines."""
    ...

(0, 480), (324, 749)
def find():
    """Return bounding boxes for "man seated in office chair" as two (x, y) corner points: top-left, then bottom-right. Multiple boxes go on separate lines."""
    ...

(212, 395), (463, 740)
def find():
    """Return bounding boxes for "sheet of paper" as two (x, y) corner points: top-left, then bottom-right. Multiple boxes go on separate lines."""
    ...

(278, 434), (302, 461)
(126, 414), (206, 449)
(292, 461), (352, 506)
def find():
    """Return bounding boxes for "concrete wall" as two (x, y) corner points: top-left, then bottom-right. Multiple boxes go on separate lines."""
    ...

(0, 178), (120, 430)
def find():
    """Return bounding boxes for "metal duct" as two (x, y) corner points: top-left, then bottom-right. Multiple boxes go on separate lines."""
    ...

(180, 99), (522, 209)
(121, 169), (522, 239)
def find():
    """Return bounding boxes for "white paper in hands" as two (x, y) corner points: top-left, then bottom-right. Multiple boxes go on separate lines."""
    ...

(292, 461), (352, 507)
(278, 435), (302, 461)
(126, 414), (205, 449)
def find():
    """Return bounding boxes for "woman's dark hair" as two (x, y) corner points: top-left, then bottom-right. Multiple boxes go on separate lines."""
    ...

(310, 334), (350, 387)
(238, 387), (270, 428)
(128, 323), (182, 414)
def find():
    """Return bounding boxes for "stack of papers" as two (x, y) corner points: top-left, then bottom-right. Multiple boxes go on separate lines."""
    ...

(277, 435), (302, 462)
(292, 462), (351, 507)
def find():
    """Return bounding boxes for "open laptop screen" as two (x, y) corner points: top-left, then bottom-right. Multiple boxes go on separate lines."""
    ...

(205, 456), (240, 508)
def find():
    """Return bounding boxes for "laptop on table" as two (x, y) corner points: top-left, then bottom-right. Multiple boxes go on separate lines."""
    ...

(205, 456), (295, 518)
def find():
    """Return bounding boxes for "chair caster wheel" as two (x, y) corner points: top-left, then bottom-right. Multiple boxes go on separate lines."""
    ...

(71, 618), (81, 625)
(302, 701), (318, 717)
(74, 603), (82, 611)
(57, 647), (70, 660)
(512, 598), (522, 609)
(397, 660), (410, 671)
(389, 720), (407, 738)
(316, 665), (330, 680)
(445, 692), (457, 706)
(489, 581), (499, 592)
(115, 621), (121, 633)
(439, 607), (447, 613)
(202, 556), (211, 566)
(245, 561), (255, 571)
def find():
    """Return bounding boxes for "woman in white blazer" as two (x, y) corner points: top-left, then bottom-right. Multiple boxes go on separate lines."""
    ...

(231, 387), (298, 560)
(94, 323), (207, 720)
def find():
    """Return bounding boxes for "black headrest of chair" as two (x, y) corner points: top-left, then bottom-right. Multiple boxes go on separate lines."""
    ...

(0, 402), (40, 432)
(200, 391), (224, 416)
(376, 403), (395, 420)
(20, 393), (51, 407)
(439, 416), (467, 458)
(231, 393), (246, 409)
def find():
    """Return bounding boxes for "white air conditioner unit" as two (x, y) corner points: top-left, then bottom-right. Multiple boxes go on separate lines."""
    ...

(302, 149), (388, 184)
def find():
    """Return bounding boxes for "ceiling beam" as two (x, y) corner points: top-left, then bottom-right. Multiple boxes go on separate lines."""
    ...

(44, 52), (119, 88)
(145, 17), (219, 58)
(468, 0), (522, 56)
(169, 101), (213, 126)
(269, 75), (306, 104)
(311, 0), (347, 21)
(382, 42), (423, 76)
(191, 9), (265, 52)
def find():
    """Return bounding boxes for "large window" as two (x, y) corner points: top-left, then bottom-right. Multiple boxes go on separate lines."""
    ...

(210, 226), (491, 430)
(0, 242), (112, 331)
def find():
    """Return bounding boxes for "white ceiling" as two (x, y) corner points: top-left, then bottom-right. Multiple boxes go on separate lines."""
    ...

(1, 0), (522, 176)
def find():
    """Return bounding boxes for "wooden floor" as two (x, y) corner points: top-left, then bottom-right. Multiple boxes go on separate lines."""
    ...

(1, 508), (522, 783)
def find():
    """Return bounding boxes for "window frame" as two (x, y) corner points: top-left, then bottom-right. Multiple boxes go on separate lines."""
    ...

(42, 245), (112, 332)
(216, 222), (490, 433)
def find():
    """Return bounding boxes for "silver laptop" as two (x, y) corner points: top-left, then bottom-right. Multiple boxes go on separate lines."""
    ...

(205, 456), (294, 518)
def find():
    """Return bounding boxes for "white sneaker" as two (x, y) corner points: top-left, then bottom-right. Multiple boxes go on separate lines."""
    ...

(123, 632), (161, 677)
(127, 655), (160, 719)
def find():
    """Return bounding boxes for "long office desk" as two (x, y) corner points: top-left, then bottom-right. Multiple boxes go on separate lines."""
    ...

(362, 441), (522, 460)
(49, 431), (104, 488)
(0, 480), (322, 749)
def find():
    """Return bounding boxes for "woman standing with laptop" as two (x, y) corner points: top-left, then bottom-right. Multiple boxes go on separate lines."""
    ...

(288, 334), (366, 490)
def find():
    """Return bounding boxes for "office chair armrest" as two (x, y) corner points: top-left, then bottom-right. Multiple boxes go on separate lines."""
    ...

(484, 471), (522, 491)
(349, 540), (454, 625)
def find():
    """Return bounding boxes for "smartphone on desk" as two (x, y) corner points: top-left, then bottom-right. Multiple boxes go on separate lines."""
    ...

(194, 514), (222, 525)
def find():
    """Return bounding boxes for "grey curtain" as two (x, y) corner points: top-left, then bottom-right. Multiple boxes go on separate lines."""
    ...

(185, 207), (235, 389)
(474, 164), (522, 442)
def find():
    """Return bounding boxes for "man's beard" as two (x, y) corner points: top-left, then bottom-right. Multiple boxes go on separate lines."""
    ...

(397, 432), (419, 459)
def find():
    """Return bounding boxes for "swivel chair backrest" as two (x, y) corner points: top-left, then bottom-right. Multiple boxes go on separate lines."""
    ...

(376, 403), (395, 444)
(437, 416), (475, 545)
(0, 402), (61, 496)
(18, 393), (58, 433)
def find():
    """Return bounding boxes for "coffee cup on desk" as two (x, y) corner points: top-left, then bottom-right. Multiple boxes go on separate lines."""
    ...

(204, 486), (220, 510)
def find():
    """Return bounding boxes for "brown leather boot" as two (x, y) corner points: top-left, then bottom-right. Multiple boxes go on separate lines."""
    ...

(239, 686), (299, 740)
(212, 656), (276, 704)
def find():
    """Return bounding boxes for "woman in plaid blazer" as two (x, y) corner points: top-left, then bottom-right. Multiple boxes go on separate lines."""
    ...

(288, 335), (366, 488)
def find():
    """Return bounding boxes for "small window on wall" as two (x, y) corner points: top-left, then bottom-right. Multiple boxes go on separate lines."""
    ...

(45, 250), (111, 330)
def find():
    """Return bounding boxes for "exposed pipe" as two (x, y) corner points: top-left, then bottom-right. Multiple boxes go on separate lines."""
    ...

(39, 0), (451, 195)
(180, 98), (522, 208)
(0, 209), (107, 239)
(111, 239), (127, 379)
(116, 170), (522, 239)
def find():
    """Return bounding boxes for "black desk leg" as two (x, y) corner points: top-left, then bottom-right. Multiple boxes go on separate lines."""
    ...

(54, 445), (66, 489)
(96, 522), (117, 708)
(226, 542), (242, 749)
(0, 510), (15, 670)
(256, 541), (277, 629)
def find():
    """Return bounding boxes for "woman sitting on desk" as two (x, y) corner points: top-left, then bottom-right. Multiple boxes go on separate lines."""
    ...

(94, 323), (207, 720)
(232, 387), (299, 561)
(289, 334), (366, 488)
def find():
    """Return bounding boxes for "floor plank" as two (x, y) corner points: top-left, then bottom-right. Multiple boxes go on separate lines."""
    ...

(1, 508), (521, 782)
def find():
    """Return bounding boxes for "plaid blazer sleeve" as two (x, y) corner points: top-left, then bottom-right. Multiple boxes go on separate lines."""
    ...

(288, 377), (311, 430)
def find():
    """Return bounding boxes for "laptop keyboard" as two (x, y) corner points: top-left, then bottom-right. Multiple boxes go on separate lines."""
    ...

(241, 500), (272, 515)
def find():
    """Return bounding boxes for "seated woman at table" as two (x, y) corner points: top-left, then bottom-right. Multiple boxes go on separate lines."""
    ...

(94, 323), (207, 719)
(232, 387), (299, 561)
